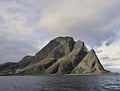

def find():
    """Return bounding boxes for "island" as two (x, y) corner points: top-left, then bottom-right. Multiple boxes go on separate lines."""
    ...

(0, 37), (112, 76)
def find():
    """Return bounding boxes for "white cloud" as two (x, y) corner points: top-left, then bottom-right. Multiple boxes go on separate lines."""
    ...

(37, 0), (120, 46)
(97, 31), (120, 72)
(98, 42), (120, 60)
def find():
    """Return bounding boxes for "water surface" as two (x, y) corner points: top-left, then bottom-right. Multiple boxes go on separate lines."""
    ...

(0, 76), (120, 91)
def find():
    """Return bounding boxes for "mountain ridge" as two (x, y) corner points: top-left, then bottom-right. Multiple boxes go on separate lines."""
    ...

(0, 36), (110, 75)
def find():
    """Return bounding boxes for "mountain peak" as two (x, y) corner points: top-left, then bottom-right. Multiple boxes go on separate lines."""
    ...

(50, 36), (74, 46)
(54, 36), (74, 40)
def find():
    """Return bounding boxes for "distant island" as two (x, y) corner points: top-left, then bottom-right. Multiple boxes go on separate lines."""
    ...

(0, 36), (113, 76)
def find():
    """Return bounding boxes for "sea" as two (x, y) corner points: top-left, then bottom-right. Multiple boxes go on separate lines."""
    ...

(0, 76), (120, 91)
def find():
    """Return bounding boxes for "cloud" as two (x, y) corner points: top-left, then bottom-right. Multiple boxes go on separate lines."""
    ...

(97, 32), (120, 72)
(0, 0), (49, 63)
(37, 0), (120, 46)
(97, 34), (120, 61)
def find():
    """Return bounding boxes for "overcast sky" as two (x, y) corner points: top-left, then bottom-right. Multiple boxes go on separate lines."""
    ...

(0, 0), (120, 72)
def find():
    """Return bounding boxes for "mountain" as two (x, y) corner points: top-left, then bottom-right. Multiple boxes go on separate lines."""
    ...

(0, 36), (109, 75)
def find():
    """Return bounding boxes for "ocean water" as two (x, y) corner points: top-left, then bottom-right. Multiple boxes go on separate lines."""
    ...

(0, 76), (120, 91)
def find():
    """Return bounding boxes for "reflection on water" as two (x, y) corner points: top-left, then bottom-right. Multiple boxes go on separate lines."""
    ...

(0, 76), (120, 91)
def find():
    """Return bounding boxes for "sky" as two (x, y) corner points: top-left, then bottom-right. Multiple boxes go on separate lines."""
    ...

(0, 0), (120, 72)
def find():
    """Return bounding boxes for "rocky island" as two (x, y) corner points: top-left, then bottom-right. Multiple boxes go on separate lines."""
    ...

(0, 37), (110, 75)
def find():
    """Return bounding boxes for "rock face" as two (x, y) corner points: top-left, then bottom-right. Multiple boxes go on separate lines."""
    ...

(72, 50), (106, 74)
(44, 40), (88, 74)
(0, 37), (108, 75)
